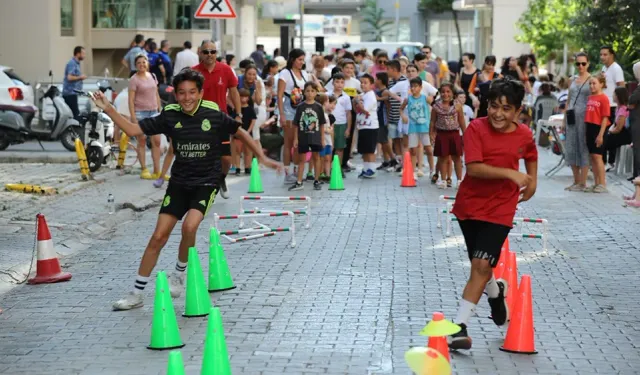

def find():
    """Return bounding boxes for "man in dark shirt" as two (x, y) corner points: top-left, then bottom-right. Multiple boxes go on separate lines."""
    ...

(90, 69), (282, 311)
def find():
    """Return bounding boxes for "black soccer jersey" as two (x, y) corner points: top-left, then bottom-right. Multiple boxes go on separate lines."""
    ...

(138, 99), (240, 186)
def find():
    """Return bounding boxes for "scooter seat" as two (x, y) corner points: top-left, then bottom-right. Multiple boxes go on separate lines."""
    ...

(0, 104), (37, 113)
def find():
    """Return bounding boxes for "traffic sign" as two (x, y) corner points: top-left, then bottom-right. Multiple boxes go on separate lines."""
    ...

(194, 0), (237, 19)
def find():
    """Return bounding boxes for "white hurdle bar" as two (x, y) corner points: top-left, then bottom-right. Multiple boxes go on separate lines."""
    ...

(214, 211), (296, 247)
(240, 195), (311, 229)
(437, 195), (456, 229)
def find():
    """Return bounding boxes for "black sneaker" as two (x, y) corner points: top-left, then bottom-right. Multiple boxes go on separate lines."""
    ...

(235, 168), (241, 176)
(488, 279), (509, 326)
(313, 180), (322, 190)
(306, 173), (314, 181)
(376, 161), (390, 170)
(245, 168), (251, 175)
(448, 323), (472, 350)
(288, 181), (303, 191)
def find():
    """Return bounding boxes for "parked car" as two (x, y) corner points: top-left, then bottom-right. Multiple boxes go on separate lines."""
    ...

(0, 65), (35, 108)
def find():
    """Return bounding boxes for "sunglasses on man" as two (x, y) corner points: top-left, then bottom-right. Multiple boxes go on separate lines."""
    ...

(202, 49), (217, 55)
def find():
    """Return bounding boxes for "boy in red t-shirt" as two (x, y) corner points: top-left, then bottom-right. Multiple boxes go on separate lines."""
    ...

(448, 78), (538, 350)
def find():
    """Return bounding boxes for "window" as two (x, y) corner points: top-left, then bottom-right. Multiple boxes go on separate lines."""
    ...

(92, 0), (166, 29)
(168, 0), (209, 30)
(61, 0), (74, 36)
(426, 19), (475, 61)
(381, 19), (411, 43)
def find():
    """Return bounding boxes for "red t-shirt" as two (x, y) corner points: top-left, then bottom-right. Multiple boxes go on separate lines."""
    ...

(192, 62), (238, 114)
(584, 93), (610, 126)
(452, 118), (538, 228)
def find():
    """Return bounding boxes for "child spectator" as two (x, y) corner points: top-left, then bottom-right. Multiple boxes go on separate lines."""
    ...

(234, 88), (257, 175)
(289, 82), (326, 191)
(605, 86), (632, 172)
(374, 72), (396, 171)
(401, 77), (432, 178)
(318, 95), (336, 181)
(448, 78), (538, 350)
(328, 73), (353, 175)
(584, 74), (610, 192)
(355, 74), (379, 178)
(456, 90), (476, 124)
(430, 83), (467, 188)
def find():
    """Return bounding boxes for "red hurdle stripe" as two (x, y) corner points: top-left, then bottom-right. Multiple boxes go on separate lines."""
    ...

(244, 196), (261, 200)
(269, 212), (290, 217)
(218, 215), (239, 219)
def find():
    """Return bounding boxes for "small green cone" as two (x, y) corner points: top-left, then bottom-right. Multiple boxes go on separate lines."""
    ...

(183, 247), (212, 317)
(248, 158), (263, 193)
(208, 228), (236, 293)
(148, 271), (185, 350)
(166, 351), (186, 375)
(328, 155), (345, 190)
(200, 307), (232, 375)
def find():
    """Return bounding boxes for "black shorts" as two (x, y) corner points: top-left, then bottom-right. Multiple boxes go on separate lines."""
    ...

(458, 219), (511, 267)
(377, 123), (389, 144)
(159, 182), (218, 220)
(298, 143), (323, 154)
(357, 128), (378, 154)
(586, 123), (605, 155)
(221, 133), (231, 156)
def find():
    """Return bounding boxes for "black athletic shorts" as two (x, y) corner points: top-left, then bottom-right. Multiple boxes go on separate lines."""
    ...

(221, 133), (231, 156)
(458, 219), (511, 267)
(377, 123), (389, 144)
(159, 182), (218, 220)
(298, 142), (323, 154)
(357, 128), (378, 155)
(586, 122), (605, 155)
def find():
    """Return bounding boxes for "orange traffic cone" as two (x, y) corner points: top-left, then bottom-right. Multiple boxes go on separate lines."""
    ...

(502, 237), (510, 252)
(401, 151), (416, 187)
(427, 335), (451, 363)
(503, 252), (519, 314)
(27, 214), (72, 284)
(493, 245), (509, 280)
(500, 275), (537, 354)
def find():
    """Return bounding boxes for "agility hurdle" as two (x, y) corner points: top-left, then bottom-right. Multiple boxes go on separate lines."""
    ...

(214, 211), (296, 247)
(436, 195), (456, 230)
(240, 196), (311, 229)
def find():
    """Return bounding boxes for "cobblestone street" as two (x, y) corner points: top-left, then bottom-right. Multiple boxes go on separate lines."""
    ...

(0, 151), (639, 374)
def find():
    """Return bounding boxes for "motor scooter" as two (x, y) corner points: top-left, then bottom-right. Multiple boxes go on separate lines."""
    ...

(75, 81), (116, 172)
(0, 104), (37, 150)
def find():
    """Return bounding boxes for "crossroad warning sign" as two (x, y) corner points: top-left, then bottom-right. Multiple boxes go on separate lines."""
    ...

(194, 0), (237, 19)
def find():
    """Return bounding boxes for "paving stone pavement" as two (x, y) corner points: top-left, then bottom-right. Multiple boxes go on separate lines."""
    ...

(0, 150), (639, 375)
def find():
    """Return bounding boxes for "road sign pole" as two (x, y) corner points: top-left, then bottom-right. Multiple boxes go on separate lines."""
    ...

(299, 0), (304, 49)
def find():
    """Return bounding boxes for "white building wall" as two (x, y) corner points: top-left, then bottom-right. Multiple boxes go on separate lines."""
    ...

(491, 0), (530, 63)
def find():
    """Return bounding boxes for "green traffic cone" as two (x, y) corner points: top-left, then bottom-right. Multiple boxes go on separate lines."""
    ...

(166, 351), (186, 375)
(328, 155), (345, 190)
(248, 157), (263, 193)
(208, 228), (236, 292)
(200, 307), (232, 375)
(148, 271), (185, 350)
(183, 247), (212, 317)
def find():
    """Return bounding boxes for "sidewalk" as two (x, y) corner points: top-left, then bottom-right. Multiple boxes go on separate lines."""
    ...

(0, 150), (638, 374)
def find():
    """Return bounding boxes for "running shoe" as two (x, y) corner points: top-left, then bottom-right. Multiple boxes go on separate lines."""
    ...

(220, 178), (230, 199)
(153, 177), (164, 188)
(288, 181), (303, 191)
(168, 272), (185, 298)
(488, 279), (509, 326)
(377, 161), (390, 170)
(285, 173), (297, 184)
(140, 169), (153, 180)
(363, 169), (376, 179)
(448, 323), (472, 350)
(306, 172), (315, 181)
(313, 180), (322, 190)
(112, 292), (144, 311)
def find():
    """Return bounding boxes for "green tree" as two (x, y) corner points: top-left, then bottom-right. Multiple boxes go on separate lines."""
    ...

(571, 0), (640, 80)
(361, 0), (393, 42)
(516, 0), (580, 63)
(419, 0), (463, 59)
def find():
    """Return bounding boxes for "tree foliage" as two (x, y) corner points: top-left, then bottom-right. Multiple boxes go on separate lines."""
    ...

(419, 0), (463, 59)
(361, 0), (393, 42)
(571, 0), (640, 79)
(518, 0), (640, 78)
(516, 0), (579, 62)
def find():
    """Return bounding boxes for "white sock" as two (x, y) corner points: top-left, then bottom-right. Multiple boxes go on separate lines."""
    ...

(454, 299), (476, 326)
(175, 260), (187, 273)
(365, 162), (372, 171)
(133, 275), (149, 294)
(485, 276), (500, 298)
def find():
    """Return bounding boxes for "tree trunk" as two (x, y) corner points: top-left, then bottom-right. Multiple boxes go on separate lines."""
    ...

(452, 10), (463, 60)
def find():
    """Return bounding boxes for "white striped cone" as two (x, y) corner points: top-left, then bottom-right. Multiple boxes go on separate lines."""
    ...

(27, 214), (72, 284)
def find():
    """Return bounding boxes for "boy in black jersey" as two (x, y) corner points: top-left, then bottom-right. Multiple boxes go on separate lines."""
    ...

(91, 69), (282, 310)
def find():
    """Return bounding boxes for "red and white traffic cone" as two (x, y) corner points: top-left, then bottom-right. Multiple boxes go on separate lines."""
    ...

(27, 214), (72, 284)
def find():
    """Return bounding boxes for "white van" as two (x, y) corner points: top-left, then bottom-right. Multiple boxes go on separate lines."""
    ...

(325, 42), (424, 61)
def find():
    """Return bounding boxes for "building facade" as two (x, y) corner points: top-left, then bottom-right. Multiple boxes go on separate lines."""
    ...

(0, 0), (258, 83)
